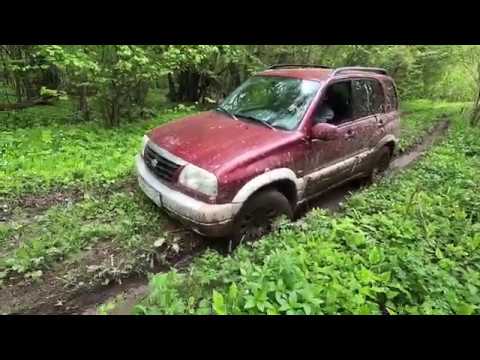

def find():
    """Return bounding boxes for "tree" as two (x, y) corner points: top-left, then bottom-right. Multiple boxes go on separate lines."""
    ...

(472, 62), (480, 125)
(39, 45), (164, 126)
(0, 45), (61, 107)
(1, 45), (478, 127)
(96, 45), (164, 127)
(38, 45), (99, 121)
(162, 45), (261, 103)
(456, 46), (480, 125)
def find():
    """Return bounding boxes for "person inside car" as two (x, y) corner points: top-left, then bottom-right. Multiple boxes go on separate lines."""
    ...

(315, 93), (335, 123)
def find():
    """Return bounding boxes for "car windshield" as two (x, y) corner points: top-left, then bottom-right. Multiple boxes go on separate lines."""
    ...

(219, 76), (321, 130)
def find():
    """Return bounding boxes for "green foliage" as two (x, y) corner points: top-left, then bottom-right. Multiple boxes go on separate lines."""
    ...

(37, 45), (166, 126)
(135, 109), (480, 315)
(0, 45), (61, 102)
(2, 45), (479, 125)
(0, 99), (73, 130)
(252, 45), (479, 102)
(0, 108), (195, 198)
(162, 45), (229, 72)
(39, 86), (68, 100)
(399, 100), (470, 152)
(162, 45), (260, 103)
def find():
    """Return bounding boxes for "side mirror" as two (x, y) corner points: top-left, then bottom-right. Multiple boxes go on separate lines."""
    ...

(311, 123), (341, 141)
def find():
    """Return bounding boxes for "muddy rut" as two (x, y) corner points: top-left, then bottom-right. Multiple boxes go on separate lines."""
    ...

(2, 119), (450, 315)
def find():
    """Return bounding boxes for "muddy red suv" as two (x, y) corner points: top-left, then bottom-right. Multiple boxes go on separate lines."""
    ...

(136, 65), (400, 245)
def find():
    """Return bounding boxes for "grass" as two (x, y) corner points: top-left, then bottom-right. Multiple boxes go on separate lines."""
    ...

(134, 106), (480, 315)
(0, 98), (472, 313)
(0, 102), (196, 199)
(398, 99), (471, 152)
(0, 100), (76, 131)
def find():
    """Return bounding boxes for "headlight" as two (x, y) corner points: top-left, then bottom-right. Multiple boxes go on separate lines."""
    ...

(179, 164), (218, 197)
(141, 135), (149, 156)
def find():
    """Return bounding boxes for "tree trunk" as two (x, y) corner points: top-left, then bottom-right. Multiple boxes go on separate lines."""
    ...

(133, 80), (149, 107)
(471, 91), (480, 126)
(172, 71), (201, 102)
(78, 86), (90, 121)
(42, 66), (61, 90)
(167, 73), (177, 102)
(470, 63), (480, 126)
(14, 75), (23, 103)
(229, 63), (241, 90)
(112, 100), (120, 127)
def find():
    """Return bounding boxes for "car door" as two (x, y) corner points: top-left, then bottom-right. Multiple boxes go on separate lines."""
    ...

(303, 80), (361, 197)
(359, 78), (388, 149)
(348, 79), (384, 168)
(378, 78), (400, 140)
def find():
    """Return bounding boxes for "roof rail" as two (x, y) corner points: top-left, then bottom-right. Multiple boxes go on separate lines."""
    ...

(268, 64), (332, 70)
(332, 67), (388, 76)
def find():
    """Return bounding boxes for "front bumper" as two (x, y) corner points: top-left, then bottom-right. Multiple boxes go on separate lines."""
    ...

(135, 155), (240, 237)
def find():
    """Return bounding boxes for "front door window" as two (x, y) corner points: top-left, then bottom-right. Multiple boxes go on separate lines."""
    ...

(314, 81), (354, 126)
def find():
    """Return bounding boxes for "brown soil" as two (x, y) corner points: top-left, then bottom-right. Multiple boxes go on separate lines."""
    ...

(0, 189), (83, 223)
(1, 178), (139, 223)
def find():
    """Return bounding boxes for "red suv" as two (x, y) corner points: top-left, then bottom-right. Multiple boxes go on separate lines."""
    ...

(136, 65), (400, 245)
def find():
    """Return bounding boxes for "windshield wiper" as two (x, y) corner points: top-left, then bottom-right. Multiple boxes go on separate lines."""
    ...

(235, 114), (277, 131)
(216, 106), (239, 122)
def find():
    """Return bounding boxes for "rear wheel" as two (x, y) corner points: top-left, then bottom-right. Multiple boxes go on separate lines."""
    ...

(228, 189), (293, 253)
(369, 146), (392, 183)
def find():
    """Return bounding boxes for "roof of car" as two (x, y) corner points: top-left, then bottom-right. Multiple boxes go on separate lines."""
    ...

(257, 66), (390, 83)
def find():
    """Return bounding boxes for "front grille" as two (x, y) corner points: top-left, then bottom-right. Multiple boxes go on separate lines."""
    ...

(143, 145), (182, 183)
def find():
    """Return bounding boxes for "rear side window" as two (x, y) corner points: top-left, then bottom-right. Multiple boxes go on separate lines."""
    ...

(384, 80), (398, 112)
(352, 79), (385, 119)
(371, 80), (385, 113)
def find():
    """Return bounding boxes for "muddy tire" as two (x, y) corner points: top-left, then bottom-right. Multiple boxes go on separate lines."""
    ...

(368, 146), (392, 183)
(228, 189), (293, 253)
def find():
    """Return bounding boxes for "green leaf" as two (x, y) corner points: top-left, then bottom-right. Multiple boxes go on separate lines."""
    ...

(368, 247), (383, 264)
(212, 290), (227, 315)
(453, 303), (476, 315)
(435, 248), (444, 259)
(303, 304), (312, 315)
(228, 283), (238, 300)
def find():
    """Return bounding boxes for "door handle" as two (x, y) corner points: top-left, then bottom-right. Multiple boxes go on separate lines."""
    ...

(377, 118), (385, 127)
(345, 129), (355, 140)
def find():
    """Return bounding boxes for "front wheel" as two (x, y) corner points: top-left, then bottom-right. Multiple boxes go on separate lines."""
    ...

(228, 189), (293, 253)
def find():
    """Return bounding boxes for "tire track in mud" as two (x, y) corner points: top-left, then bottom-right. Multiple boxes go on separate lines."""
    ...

(8, 119), (451, 315)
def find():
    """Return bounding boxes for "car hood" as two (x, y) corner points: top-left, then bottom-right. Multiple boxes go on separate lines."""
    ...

(148, 111), (300, 175)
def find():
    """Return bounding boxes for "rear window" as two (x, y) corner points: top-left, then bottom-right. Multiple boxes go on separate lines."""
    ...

(385, 80), (398, 112)
(352, 79), (385, 118)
